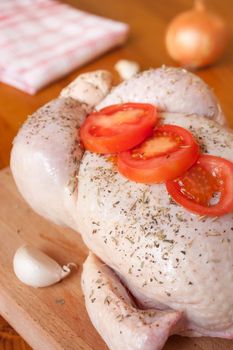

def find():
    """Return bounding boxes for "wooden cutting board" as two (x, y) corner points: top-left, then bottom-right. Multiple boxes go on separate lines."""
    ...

(0, 167), (232, 350)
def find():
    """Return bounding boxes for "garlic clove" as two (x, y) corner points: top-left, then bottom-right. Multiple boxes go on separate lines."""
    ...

(13, 245), (76, 288)
(114, 59), (140, 80)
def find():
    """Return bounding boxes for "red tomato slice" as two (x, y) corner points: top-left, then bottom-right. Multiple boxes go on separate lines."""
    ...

(166, 155), (233, 217)
(117, 124), (199, 183)
(80, 103), (158, 154)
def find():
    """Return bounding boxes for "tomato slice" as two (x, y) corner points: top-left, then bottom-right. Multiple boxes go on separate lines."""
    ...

(166, 155), (233, 217)
(117, 124), (200, 183)
(80, 103), (158, 154)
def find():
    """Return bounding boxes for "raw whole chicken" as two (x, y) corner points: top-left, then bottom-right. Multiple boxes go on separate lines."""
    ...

(11, 66), (233, 350)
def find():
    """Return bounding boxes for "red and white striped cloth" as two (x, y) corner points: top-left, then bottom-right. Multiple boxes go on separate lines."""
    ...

(0, 0), (129, 94)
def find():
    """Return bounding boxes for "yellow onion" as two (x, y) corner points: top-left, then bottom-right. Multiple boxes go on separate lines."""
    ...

(165, 0), (228, 68)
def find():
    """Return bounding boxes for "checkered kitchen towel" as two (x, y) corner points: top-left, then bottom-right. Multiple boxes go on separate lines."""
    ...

(0, 0), (129, 94)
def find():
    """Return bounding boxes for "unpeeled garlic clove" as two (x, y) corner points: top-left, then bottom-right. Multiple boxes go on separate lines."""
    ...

(114, 59), (140, 80)
(13, 244), (76, 288)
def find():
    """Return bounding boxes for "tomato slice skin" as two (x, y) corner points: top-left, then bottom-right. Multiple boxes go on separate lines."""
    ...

(166, 155), (233, 217)
(80, 103), (158, 154)
(117, 125), (200, 184)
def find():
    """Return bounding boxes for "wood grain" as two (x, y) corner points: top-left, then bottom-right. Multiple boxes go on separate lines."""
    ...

(0, 168), (233, 350)
(0, 0), (233, 349)
(0, 315), (32, 350)
(0, 168), (106, 350)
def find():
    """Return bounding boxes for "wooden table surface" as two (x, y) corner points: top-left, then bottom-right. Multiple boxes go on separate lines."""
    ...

(0, 0), (232, 349)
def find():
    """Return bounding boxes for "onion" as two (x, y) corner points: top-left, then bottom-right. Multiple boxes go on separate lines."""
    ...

(165, 0), (228, 68)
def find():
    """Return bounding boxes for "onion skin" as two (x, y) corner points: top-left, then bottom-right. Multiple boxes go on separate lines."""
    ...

(165, 1), (228, 68)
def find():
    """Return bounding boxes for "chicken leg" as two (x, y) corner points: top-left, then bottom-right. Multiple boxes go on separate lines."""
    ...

(82, 253), (183, 350)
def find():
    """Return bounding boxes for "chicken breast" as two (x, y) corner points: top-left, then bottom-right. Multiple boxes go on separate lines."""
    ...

(98, 66), (225, 125)
(77, 112), (233, 337)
